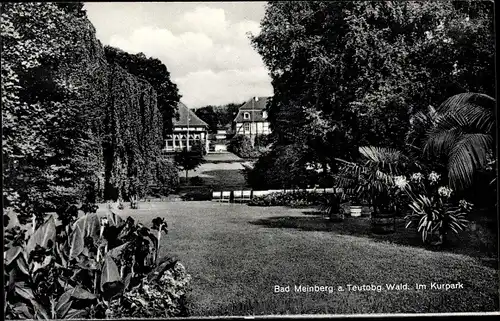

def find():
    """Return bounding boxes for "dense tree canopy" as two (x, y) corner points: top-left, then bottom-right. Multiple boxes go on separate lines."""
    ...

(249, 0), (494, 187)
(2, 2), (104, 219)
(2, 2), (179, 222)
(194, 103), (241, 133)
(194, 106), (219, 133)
(104, 46), (181, 137)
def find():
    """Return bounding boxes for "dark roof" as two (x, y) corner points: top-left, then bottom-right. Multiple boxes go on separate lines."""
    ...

(173, 102), (208, 127)
(239, 96), (269, 110)
(234, 97), (270, 123)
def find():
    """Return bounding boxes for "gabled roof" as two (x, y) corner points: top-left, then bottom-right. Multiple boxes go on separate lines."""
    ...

(234, 97), (270, 123)
(239, 96), (269, 110)
(174, 102), (208, 127)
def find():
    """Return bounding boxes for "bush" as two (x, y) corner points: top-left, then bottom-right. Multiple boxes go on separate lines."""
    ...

(3, 206), (190, 319)
(254, 134), (272, 148)
(156, 157), (179, 196)
(189, 176), (204, 186)
(248, 191), (333, 208)
(181, 190), (212, 201)
(227, 135), (261, 158)
(243, 144), (328, 190)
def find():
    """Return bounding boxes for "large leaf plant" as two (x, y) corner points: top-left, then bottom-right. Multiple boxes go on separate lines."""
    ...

(4, 205), (175, 319)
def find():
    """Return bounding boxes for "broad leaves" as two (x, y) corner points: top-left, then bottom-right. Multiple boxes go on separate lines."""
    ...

(68, 225), (84, 260)
(26, 215), (56, 255)
(15, 282), (35, 301)
(4, 246), (22, 266)
(106, 242), (130, 259)
(107, 210), (125, 228)
(55, 289), (74, 318)
(100, 255), (124, 300)
(73, 213), (100, 241)
(9, 302), (33, 319)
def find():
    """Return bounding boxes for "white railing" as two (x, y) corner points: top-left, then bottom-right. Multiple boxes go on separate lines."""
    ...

(211, 187), (342, 202)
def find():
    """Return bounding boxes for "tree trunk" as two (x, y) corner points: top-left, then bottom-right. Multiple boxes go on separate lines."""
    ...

(185, 170), (188, 181)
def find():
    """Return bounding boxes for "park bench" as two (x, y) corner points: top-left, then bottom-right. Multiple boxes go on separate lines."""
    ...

(221, 191), (231, 203)
(212, 191), (222, 202)
(233, 190), (243, 203)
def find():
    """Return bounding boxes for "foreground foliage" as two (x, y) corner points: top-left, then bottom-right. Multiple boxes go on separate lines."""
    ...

(399, 171), (473, 244)
(4, 207), (190, 319)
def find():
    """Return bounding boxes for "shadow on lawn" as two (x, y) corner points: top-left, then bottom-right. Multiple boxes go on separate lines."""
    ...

(249, 212), (498, 270)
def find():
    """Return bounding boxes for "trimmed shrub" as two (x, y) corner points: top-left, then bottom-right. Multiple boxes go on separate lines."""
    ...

(181, 189), (212, 201)
(254, 134), (272, 147)
(155, 157), (179, 196)
(189, 176), (204, 186)
(227, 135), (261, 158)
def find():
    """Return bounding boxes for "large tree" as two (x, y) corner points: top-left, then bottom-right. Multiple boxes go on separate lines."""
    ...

(104, 46), (181, 137)
(2, 2), (104, 221)
(250, 1), (494, 178)
(2, 3), (179, 224)
(194, 106), (219, 133)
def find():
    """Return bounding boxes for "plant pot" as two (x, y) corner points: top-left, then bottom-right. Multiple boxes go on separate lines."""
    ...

(361, 205), (373, 217)
(350, 205), (362, 217)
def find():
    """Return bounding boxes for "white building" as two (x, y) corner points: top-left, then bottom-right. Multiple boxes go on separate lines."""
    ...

(233, 96), (271, 144)
(164, 102), (209, 153)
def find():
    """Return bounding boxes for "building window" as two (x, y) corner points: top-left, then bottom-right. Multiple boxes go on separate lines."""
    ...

(243, 112), (250, 120)
(244, 123), (250, 132)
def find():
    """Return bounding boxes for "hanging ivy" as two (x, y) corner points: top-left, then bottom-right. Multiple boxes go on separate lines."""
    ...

(2, 2), (179, 223)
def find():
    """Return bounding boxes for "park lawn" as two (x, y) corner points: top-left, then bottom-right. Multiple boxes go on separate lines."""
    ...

(253, 210), (498, 269)
(199, 169), (249, 188)
(179, 161), (249, 189)
(98, 202), (499, 316)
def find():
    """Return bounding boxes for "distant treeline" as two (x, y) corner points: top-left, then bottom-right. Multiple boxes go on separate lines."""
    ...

(194, 103), (241, 133)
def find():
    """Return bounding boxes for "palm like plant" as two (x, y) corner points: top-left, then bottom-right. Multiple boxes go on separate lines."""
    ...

(424, 93), (496, 190)
(336, 146), (413, 215)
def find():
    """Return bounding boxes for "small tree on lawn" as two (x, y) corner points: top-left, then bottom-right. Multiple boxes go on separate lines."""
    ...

(174, 146), (204, 182)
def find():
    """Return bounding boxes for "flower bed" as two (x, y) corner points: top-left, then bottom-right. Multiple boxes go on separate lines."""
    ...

(248, 191), (330, 207)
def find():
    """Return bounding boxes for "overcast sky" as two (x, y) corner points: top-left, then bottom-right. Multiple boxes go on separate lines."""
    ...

(84, 2), (273, 108)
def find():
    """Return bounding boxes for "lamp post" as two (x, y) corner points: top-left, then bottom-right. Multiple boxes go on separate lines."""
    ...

(187, 113), (190, 151)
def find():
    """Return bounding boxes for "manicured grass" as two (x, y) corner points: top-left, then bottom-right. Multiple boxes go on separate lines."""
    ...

(98, 202), (499, 316)
(204, 153), (243, 162)
(200, 169), (249, 189)
(179, 162), (248, 190)
(252, 210), (499, 269)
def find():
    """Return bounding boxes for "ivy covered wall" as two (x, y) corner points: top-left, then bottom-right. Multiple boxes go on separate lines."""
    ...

(2, 3), (179, 221)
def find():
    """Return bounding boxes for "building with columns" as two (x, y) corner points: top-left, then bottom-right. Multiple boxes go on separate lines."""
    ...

(164, 102), (209, 153)
(233, 96), (271, 144)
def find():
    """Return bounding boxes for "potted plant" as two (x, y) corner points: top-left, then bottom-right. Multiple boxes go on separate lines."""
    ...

(336, 146), (410, 231)
(320, 192), (343, 221)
